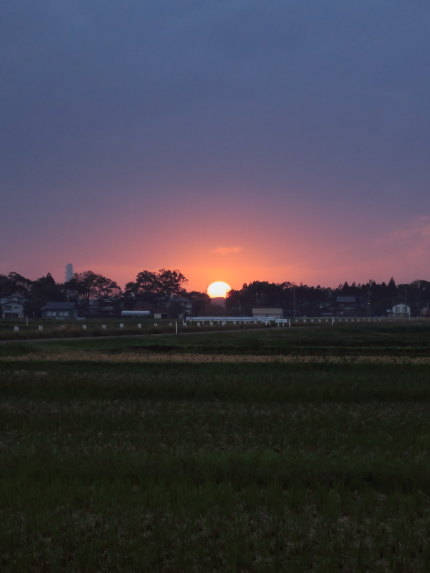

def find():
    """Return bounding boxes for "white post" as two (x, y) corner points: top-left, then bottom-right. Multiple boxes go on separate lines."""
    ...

(175, 321), (178, 335)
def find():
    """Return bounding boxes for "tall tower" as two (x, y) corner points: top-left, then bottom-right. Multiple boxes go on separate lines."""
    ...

(65, 263), (74, 282)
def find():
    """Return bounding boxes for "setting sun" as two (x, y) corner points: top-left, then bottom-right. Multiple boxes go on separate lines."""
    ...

(207, 281), (232, 298)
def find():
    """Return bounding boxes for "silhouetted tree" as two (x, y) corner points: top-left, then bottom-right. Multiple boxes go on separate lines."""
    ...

(0, 274), (18, 298)
(157, 269), (188, 297)
(26, 273), (65, 316)
(187, 291), (210, 315)
(124, 269), (187, 308)
(65, 271), (121, 304)
(1, 272), (32, 296)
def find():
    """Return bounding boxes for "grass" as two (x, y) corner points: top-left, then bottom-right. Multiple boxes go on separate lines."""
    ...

(0, 318), (179, 340)
(1, 323), (430, 570)
(2, 320), (430, 354)
(0, 317), (265, 341)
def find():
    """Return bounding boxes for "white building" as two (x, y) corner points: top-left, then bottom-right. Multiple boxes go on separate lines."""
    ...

(0, 295), (26, 318)
(252, 307), (284, 319)
(388, 303), (411, 317)
(65, 263), (74, 282)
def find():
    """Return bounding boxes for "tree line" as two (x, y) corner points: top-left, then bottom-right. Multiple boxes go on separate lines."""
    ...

(0, 269), (202, 317)
(226, 278), (430, 317)
(1, 270), (430, 317)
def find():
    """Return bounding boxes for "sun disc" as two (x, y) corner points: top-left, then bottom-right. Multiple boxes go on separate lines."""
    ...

(207, 281), (231, 298)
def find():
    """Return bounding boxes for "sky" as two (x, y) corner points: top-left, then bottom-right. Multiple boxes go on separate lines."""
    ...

(1, 0), (430, 292)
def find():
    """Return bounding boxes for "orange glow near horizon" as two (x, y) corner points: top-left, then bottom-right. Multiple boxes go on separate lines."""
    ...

(35, 206), (430, 294)
(207, 281), (232, 298)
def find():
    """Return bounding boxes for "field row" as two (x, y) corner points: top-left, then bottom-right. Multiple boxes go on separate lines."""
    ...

(2, 324), (430, 570)
(3, 351), (430, 364)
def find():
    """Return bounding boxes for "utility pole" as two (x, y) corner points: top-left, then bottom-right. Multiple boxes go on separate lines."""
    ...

(293, 287), (296, 319)
(367, 283), (371, 317)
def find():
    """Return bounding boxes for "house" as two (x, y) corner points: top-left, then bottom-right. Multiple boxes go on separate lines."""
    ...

(252, 307), (283, 319)
(0, 294), (26, 318)
(420, 304), (430, 317)
(153, 309), (168, 319)
(41, 302), (77, 319)
(388, 303), (411, 317)
(334, 296), (358, 317)
(86, 297), (121, 317)
(169, 295), (193, 318)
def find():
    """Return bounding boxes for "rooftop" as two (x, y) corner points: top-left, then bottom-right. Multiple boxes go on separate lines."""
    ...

(41, 302), (76, 310)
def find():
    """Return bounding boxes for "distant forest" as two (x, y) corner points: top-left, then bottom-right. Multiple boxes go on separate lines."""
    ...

(1, 269), (430, 317)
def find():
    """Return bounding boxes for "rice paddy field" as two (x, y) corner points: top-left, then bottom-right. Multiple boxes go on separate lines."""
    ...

(1, 322), (430, 571)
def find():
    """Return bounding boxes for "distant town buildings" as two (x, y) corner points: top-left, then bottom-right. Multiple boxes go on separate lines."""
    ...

(1, 269), (429, 320)
(41, 302), (77, 319)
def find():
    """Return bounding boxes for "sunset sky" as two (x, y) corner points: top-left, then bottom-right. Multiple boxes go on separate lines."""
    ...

(1, 1), (429, 291)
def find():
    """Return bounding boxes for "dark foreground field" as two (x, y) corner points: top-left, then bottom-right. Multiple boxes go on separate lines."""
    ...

(1, 324), (430, 571)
